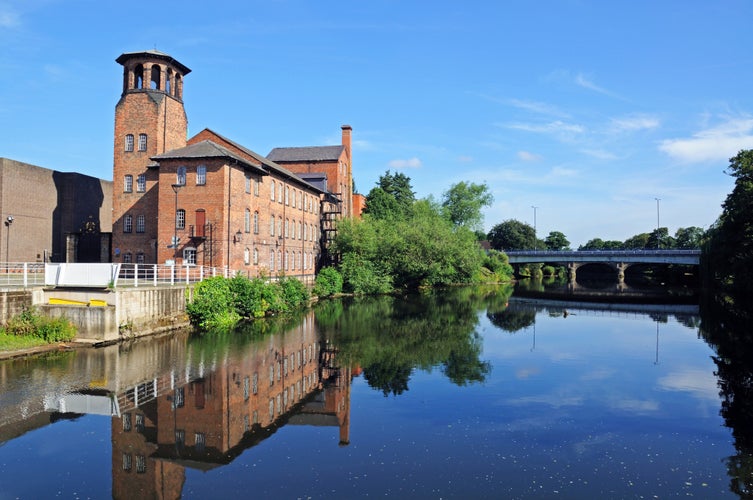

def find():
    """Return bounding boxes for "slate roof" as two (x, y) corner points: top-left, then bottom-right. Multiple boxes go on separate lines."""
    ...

(267, 145), (344, 163)
(115, 50), (191, 75)
(150, 140), (266, 175)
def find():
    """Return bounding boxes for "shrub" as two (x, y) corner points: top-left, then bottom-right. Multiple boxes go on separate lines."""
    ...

(279, 276), (310, 308)
(340, 254), (392, 295)
(187, 276), (240, 329)
(3, 307), (76, 343)
(313, 267), (343, 297)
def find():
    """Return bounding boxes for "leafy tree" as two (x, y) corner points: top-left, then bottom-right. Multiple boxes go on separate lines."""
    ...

(544, 231), (570, 251)
(706, 149), (753, 294)
(675, 226), (705, 249)
(487, 219), (535, 251)
(364, 170), (416, 220)
(623, 233), (650, 249)
(646, 227), (673, 249)
(441, 181), (493, 231)
(363, 187), (401, 220)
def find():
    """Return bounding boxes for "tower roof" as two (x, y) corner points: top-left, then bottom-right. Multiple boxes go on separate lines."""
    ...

(115, 50), (191, 75)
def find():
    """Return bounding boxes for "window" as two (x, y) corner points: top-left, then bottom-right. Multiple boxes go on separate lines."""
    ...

(245, 174), (251, 193)
(196, 165), (206, 185)
(175, 430), (185, 450)
(183, 247), (196, 265)
(176, 166), (186, 186)
(124, 175), (133, 193)
(285, 186), (289, 206)
(285, 251), (289, 271)
(138, 133), (147, 151)
(125, 134), (134, 152)
(174, 387), (185, 407)
(279, 184), (283, 203)
(123, 252), (132, 263)
(270, 180), (275, 201)
(245, 209), (251, 233)
(136, 252), (145, 264)
(122, 453), (132, 471)
(254, 178), (259, 196)
(244, 376), (250, 401)
(269, 216), (275, 236)
(253, 248), (258, 265)
(136, 455), (146, 474)
(137, 174), (146, 192)
(135, 414), (145, 432)
(292, 190), (296, 208)
(278, 217), (282, 237)
(176, 209), (185, 229)
(123, 413), (132, 431)
(270, 249), (275, 271)
(252, 372), (258, 394)
(284, 219), (289, 238)
(123, 215), (133, 233)
(244, 247), (250, 265)
(136, 215), (145, 233)
(253, 212), (259, 234)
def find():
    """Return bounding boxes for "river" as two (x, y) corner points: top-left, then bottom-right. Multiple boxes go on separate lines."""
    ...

(0, 285), (750, 498)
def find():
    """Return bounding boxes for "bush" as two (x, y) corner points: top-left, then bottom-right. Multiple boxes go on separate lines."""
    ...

(3, 307), (76, 343)
(340, 254), (393, 294)
(187, 276), (240, 329)
(279, 276), (310, 308)
(313, 267), (343, 297)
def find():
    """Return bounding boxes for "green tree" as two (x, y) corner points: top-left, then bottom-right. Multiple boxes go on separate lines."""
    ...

(675, 226), (705, 249)
(487, 219), (535, 251)
(647, 227), (673, 249)
(544, 231), (570, 251)
(364, 170), (416, 220)
(441, 181), (493, 231)
(706, 149), (753, 294)
(363, 187), (401, 220)
(623, 233), (650, 249)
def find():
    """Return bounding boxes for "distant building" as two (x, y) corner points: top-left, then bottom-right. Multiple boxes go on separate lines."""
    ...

(0, 158), (112, 263)
(111, 50), (354, 275)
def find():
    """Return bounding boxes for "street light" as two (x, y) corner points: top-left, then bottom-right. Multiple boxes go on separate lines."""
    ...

(654, 198), (660, 249)
(4, 215), (13, 265)
(531, 206), (538, 251)
(171, 184), (182, 261)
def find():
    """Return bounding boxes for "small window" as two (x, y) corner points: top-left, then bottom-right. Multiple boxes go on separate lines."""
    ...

(124, 175), (133, 193)
(123, 413), (132, 431)
(244, 376), (250, 401)
(125, 134), (134, 152)
(184, 247), (196, 265)
(135, 215), (145, 233)
(123, 252), (132, 263)
(138, 133), (147, 151)
(196, 165), (206, 185)
(245, 174), (251, 193)
(245, 209), (251, 233)
(137, 174), (146, 192)
(123, 214), (133, 233)
(284, 219), (289, 238)
(279, 184), (283, 203)
(136, 455), (146, 474)
(270, 180), (275, 201)
(270, 249), (275, 271)
(244, 247), (250, 265)
(252, 372), (258, 395)
(136, 252), (145, 264)
(122, 453), (132, 471)
(285, 186), (289, 206)
(176, 166), (186, 186)
(269, 216), (275, 236)
(176, 209), (185, 229)
(253, 212), (259, 234)
(254, 178), (259, 196)
(253, 248), (258, 265)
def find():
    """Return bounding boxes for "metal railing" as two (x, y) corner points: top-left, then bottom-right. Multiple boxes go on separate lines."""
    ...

(0, 262), (316, 288)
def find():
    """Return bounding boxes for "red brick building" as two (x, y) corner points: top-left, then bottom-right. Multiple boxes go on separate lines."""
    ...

(111, 50), (353, 276)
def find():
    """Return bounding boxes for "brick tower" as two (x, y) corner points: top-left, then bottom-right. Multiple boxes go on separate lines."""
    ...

(112, 50), (190, 264)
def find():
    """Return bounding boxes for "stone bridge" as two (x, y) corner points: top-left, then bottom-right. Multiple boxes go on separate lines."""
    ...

(504, 249), (701, 282)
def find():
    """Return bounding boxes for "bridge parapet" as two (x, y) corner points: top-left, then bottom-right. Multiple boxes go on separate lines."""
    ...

(505, 249), (700, 266)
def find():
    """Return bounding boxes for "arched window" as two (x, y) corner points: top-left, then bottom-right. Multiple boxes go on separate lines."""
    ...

(284, 219), (289, 238)
(270, 180), (275, 201)
(253, 248), (258, 265)
(176, 166), (186, 185)
(175, 74), (182, 99)
(166, 68), (173, 94)
(134, 64), (144, 89)
(285, 186), (289, 206)
(253, 212), (259, 234)
(244, 209), (251, 233)
(270, 216), (275, 236)
(138, 133), (147, 151)
(125, 134), (134, 152)
(244, 247), (250, 265)
(270, 249), (275, 270)
(150, 65), (161, 90)
(176, 209), (185, 229)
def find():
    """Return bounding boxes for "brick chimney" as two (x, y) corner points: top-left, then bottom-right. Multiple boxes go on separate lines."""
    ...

(341, 124), (352, 159)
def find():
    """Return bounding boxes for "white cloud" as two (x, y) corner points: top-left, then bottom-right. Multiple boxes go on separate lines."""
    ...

(657, 368), (720, 402)
(517, 150), (541, 162)
(502, 120), (585, 135)
(0, 6), (20, 28)
(659, 116), (753, 163)
(388, 157), (422, 169)
(575, 72), (624, 100)
(507, 98), (569, 118)
(580, 148), (618, 161)
(610, 114), (660, 132)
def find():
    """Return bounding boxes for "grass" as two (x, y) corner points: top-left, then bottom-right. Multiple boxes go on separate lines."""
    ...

(0, 332), (51, 351)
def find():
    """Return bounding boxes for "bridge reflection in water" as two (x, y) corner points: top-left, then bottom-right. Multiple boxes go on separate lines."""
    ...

(0, 310), (353, 500)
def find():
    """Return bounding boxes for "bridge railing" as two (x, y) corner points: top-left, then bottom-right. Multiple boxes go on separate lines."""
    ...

(505, 249), (701, 257)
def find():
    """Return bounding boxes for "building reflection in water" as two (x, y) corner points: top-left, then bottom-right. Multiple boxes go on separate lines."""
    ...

(106, 310), (352, 499)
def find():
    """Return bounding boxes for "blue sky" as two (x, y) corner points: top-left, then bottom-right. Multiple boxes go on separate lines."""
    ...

(1, 1), (751, 247)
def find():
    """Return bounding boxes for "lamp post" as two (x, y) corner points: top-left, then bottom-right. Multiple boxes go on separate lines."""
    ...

(531, 205), (538, 251)
(4, 215), (13, 266)
(171, 184), (182, 262)
(654, 198), (660, 249)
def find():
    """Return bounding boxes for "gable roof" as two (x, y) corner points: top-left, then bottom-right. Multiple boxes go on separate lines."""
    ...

(150, 140), (266, 175)
(267, 145), (344, 163)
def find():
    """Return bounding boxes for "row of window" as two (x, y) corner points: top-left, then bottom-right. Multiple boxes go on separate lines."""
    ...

(241, 210), (319, 241)
(268, 372), (318, 420)
(269, 179), (318, 214)
(243, 248), (318, 272)
(123, 174), (146, 193)
(124, 133), (148, 152)
(122, 214), (145, 233)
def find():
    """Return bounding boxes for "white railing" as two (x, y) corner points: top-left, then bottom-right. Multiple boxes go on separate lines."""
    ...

(0, 262), (316, 288)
